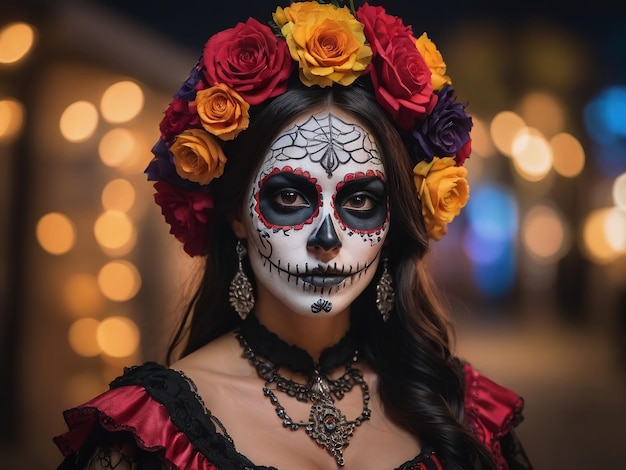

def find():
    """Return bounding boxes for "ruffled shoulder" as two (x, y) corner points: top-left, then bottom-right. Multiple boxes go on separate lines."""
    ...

(463, 362), (525, 469)
(53, 362), (218, 469)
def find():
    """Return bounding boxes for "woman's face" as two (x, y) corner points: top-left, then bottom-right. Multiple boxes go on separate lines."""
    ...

(236, 108), (390, 317)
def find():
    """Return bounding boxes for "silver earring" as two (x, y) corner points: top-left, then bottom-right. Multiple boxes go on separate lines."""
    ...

(229, 240), (255, 320)
(376, 258), (394, 322)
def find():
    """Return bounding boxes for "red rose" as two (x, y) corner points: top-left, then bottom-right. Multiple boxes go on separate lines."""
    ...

(356, 3), (411, 54)
(202, 17), (294, 106)
(455, 137), (472, 166)
(357, 4), (435, 130)
(159, 98), (200, 144)
(153, 181), (214, 257)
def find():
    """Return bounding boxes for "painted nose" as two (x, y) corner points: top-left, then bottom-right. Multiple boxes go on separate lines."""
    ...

(307, 215), (342, 251)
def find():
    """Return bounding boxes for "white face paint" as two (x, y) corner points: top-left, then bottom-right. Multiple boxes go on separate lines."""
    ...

(241, 111), (390, 317)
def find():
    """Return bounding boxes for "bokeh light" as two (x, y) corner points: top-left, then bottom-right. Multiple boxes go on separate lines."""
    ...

(466, 185), (519, 241)
(101, 178), (136, 212)
(604, 208), (626, 252)
(511, 128), (552, 182)
(0, 98), (25, 142)
(60, 101), (99, 143)
(68, 318), (101, 357)
(112, 130), (151, 175)
(490, 111), (527, 157)
(100, 80), (144, 123)
(468, 116), (496, 158)
(93, 210), (136, 254)
(584, 86), (626, 177)
(518, 91), (565, 138)
(613, 173), (626, 211)
(0, 22), (36, 64)
(522, 204), (570, 262)
(36, 212), (76, 255)
(584, 86), (626, 143)
(97, 260), (141, 301)
(98, 128), (136, 168)
(97, 316), (140, 358)
(550, 132), (585, 178)
(581, 207), (625, 264)
(464, 185), (518, 297)
(62, 273), (105, 318)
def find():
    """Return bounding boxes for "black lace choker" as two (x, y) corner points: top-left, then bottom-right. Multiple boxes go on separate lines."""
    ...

(236, 314), (371, 467)
(237, 313), (357, 376)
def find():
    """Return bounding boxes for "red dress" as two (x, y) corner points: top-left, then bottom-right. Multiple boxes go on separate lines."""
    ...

(54, 361), (530, 469)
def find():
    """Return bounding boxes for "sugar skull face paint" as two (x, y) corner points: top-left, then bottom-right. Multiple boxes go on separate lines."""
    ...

(241, 110), (390, 317)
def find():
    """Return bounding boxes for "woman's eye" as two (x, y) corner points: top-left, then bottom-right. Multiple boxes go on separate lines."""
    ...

(344, 194), (375, 211)
(277, 189), (308, 208)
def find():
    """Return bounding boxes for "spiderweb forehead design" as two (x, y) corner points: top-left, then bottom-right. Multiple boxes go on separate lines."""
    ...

(268, 113), (382, 176)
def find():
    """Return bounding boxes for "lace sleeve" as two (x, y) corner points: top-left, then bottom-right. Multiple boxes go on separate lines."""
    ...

(57, 425), (167, 470)
(82, 443), (141, 470)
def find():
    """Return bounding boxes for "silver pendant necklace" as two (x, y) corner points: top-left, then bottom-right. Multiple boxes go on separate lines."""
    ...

(237, 333), (371, 467)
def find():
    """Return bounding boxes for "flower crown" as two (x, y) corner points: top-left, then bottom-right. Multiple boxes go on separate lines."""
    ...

(145, 0), (473, 257)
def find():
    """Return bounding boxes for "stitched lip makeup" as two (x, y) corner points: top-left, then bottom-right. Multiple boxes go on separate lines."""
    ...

(299, 274), (349, 287)
(296, 265), (363, 287)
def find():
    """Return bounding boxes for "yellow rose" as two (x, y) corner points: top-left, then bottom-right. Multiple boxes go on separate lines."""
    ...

(273, 6), (288, 28)
(274, 1), (334, 26)
(413, 157), (469, 240)
(276, 2), (372, 87)
(171, 129), (227, 185)
(415, 33), (452, 91)
(195, 84), (250, 141)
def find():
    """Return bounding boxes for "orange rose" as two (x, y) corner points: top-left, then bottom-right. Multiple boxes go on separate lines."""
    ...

(194, 84), (250, 141)
(416, 33), (452, 91)
(413, 157), (469, 240)
(275, 2), (372, 87)
(171, 129), (227, 185)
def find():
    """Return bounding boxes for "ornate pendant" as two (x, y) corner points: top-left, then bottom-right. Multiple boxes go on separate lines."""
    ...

(305, 398), (355, 466)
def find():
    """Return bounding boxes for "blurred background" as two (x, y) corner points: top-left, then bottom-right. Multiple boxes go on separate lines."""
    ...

(1, 0), (625, 468)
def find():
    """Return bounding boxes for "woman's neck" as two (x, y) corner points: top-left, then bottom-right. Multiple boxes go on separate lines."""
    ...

(252, 286), (351, 361)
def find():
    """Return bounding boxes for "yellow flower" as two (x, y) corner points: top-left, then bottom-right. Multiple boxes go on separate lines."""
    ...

(195, 84), (250, 141)
(415, 33), (452, 91)
(413, 157), (469, 240)
(171, 129), (227, 185)
(275, 1), (372, 87)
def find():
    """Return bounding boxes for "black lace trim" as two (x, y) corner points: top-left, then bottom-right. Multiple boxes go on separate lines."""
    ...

(56, 424), (166, 469)
(109, 362), (439, 470)
(394, 449), (440, 470)
(110, 362), (272, 470)
(238, 314), (356, 375)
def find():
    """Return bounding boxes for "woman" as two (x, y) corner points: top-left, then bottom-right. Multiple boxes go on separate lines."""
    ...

(54, 1), (532, 469)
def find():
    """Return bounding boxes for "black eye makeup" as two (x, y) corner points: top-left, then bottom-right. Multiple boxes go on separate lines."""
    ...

(257, 171), (320, 228)
(334, 177), (388, 232)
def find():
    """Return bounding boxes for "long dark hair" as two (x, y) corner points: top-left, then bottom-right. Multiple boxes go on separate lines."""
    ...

(165, 80), (496, 469)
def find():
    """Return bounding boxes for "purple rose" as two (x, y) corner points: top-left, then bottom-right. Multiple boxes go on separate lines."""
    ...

(174, 63), (203, 101)
(412, 85), (472, 160)
(144, 140), (201, 192)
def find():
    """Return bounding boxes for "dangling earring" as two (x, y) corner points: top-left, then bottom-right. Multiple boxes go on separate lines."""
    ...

(229, 240), (255, 320)
(376, 258), (394, 322)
